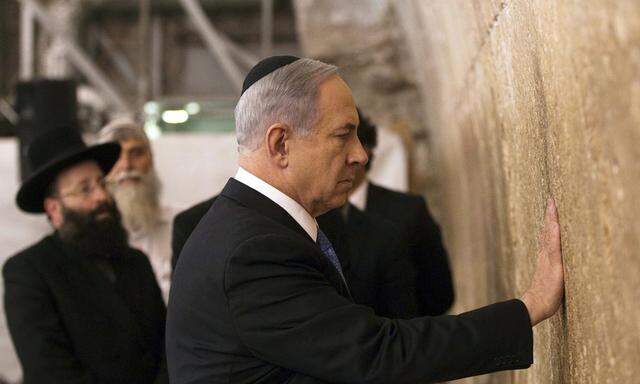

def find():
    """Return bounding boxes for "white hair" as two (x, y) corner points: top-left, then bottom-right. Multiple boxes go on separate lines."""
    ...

(234, 58), (338, 153)
(98, 118), (149, 145)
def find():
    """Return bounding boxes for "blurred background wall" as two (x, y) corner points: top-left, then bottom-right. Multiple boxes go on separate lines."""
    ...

(1, 1), (640, 383)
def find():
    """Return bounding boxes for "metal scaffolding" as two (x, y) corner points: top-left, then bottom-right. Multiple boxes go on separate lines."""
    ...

(18, 0), (269, 113)
(21, 0), (131, 113)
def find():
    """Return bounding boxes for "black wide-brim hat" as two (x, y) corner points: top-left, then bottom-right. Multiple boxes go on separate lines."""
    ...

(16, 126), (121, 214)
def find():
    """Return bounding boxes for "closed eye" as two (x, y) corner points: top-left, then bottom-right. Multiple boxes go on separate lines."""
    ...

(334, 123), (357, 138)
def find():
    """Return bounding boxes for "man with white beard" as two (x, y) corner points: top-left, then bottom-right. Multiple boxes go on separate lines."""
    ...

(99, 119), (175, 304)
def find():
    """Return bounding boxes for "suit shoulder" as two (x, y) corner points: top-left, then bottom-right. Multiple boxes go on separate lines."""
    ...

(369, 183), (426, 208)
(229, 203), (305, 245)
(353, 207), (402, 235)
(126, 247), (153, 264)
(3, 235), (55, 277)
(4, 235), (55, 265)
(197, 195), (312, 257)
(174, 196), (217, 227)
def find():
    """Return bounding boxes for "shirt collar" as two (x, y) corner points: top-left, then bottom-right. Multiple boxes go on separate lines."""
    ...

(234, 167), (318, 241)
(348, 179), (369, 211)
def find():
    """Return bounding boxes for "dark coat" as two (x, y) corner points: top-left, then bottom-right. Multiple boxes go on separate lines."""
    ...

(171, 197), (216, 270)
(3, 234), (168, 384)
(174, 199), (418, 319)
(366, 183), (455, 316)
(316, 206), (418, 319)
(167, 178), (533, 384)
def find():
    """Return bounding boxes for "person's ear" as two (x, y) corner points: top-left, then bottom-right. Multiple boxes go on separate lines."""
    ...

(265, 123), (290, 168)
(44, 197), (63, 228)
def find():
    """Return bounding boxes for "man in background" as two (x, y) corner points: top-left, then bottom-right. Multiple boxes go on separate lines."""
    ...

(99, 119), (175, 303)
(171, 196), (212, 270)
(350, 109), (455, 315)
(316, 204), (419, 318)
(4, 127), (167, 384)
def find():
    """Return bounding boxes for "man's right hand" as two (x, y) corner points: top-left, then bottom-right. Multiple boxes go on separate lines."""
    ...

(521, 197), (565, 326)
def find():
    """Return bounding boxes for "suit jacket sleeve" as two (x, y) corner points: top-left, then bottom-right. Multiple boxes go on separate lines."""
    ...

(224, 234), (533, 384)
(3, 256), (94, 384)
(412, 197), (455, 316)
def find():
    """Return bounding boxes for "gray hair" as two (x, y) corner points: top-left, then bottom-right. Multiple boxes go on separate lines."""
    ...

(234, 58), (338, 153)
(98, 118), (149, 145)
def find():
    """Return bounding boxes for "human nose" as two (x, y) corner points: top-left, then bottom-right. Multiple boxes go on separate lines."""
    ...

(349, 138), (369, 167)
(114, 152), (132, 173)
(91, 179), (111, 203)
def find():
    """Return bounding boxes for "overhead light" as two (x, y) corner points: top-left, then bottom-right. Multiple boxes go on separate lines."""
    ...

(144, 121), (162, 139)
(144, 101), (160, 115)
(185, 102), (201, 115)
(161, 109), (189, 124)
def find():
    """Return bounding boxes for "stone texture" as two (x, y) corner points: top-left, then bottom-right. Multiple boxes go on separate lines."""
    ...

(399, 1), (640, 383)
(296, 1), (640, 383)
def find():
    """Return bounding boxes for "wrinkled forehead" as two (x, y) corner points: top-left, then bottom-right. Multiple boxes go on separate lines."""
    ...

(55, 160), (104, 189)
(315, 76), (359, 126)
(119, 137), (151, 153)
(101, 122), (149, 143)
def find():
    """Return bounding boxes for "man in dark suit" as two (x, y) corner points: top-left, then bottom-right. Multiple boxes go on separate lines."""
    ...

(171, 112), (451, 319)
(3, 128), (168, 384)
(316, 206), (418, 318)
(167, 55), (565, 383)
(171, 196), (215, 269)
(350, 110), (455, 316)
(173, 201), (418, 319)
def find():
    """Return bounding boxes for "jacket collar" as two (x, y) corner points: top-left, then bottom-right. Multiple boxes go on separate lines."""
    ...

(220, 178), (315, 244)
(234, 167), (318, 241)
(220, 179), (352, 298)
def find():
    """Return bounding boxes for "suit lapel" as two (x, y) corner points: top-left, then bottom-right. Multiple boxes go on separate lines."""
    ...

(221, 178), (312, 242)
(52, 237), (144, 346)
(221, 179), (352, 298)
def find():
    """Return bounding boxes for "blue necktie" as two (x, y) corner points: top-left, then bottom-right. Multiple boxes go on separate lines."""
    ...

(316, 229), (349, 289)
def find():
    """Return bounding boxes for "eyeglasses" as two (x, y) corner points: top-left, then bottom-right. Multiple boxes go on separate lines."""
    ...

(57, 178), (109, 199)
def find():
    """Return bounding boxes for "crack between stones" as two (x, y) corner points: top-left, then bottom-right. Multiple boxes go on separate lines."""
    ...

(454, 0), (510, 113)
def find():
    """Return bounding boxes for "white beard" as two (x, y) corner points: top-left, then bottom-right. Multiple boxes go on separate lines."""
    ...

(109, 169), (162, 236)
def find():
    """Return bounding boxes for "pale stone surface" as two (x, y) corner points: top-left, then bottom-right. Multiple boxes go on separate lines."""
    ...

(397, 1), (640, 383)
(296, 1), (640, 383)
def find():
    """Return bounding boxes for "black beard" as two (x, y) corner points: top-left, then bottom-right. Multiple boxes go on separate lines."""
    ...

(57, 200), (129, 258)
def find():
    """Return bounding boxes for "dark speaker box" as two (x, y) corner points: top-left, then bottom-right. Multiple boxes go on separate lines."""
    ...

(15, 79), (78, 181)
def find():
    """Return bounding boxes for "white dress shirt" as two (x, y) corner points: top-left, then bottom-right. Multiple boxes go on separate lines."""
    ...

(234, 167), (318, 242)
(348, 179), (369, 211)
(129, 205), (177, 305)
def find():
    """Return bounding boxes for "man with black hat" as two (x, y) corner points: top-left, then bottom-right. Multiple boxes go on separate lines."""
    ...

(3, 128), (168, 383)
(167, 56), (565, 383)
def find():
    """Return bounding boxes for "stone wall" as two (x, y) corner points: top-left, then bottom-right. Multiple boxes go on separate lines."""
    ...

(296, 1), (640, 383)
